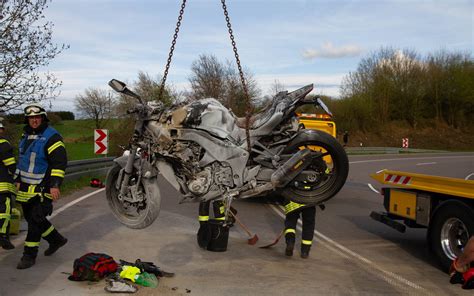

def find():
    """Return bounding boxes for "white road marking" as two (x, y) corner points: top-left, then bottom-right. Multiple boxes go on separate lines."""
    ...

(416, 162), (437, 166)
(8, 188), (105, 247)
(465, 173), (474, 180)
(50, 188), (105, 219)
(269, 204), (429, 294)
(367, 183), (380, 194)
(350, 155), (474, 164)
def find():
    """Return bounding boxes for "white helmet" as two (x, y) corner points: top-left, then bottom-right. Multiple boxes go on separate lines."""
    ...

(24, 103), (49, 122)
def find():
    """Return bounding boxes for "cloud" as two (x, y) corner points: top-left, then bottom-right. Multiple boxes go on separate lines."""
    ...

(302, 42), (363, 59)
(256, 73), (345, 98)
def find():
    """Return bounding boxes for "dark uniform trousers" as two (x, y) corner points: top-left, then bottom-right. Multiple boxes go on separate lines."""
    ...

(284, 203), (316, 251)
(199, 200), (225, 224)
(19, 195), (63, 258)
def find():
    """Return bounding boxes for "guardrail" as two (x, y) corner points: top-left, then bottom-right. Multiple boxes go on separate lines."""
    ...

(345, 147), (449, 155)
(64, 147), (449, 180)
(65, 157), (115, 181)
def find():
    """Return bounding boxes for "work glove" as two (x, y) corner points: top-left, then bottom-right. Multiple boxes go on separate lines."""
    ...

(197, 222), (211, 249)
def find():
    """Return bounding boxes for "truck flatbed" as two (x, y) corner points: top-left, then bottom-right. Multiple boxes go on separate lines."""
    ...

(370, 169), (474, 199)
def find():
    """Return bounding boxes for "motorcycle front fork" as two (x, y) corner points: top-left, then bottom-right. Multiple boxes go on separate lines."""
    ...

(119, 147), (137, 197)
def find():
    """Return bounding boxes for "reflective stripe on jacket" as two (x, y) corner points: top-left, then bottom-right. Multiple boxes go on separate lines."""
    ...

(0, 138), (16, 193)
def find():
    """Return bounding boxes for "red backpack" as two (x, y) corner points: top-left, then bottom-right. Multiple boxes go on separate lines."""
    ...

(68, 253), (118, 281)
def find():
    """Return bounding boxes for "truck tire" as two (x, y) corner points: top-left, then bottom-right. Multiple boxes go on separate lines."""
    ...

(428, 200), (474, 272)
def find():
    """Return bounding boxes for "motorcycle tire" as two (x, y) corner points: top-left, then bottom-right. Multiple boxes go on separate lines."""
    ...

(106, 164), (162, 229)
(280, 130), (349, 205)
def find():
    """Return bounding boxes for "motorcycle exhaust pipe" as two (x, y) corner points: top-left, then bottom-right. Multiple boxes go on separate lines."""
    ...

(271, 148), (313, 188)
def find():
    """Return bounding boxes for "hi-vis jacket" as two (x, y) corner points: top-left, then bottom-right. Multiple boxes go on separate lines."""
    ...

(284, 200), (309, 214)
(15, 124), (67, 202)
(0, 137), (16, 194)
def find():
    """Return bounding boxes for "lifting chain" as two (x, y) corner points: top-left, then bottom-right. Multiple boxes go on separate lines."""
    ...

(221, 0), (253, 153)
(158, 0), (187, 100)
(159, 0), (253, 154)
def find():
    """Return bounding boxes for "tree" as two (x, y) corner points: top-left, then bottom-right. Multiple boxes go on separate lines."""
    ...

(75, 88), (116, 129)
(339, 48), (473, 130)
(0, 0), (68, 111)
(341, 48), (426, 128)
(222, 60), (260, 116)
(188, 54), (261, 117)
(269, 79), (285, 96)
(189, 54), (226, 101)
(115, 71), (179, 115)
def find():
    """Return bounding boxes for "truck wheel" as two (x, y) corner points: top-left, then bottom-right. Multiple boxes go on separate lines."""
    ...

(428, 201), (474, 272)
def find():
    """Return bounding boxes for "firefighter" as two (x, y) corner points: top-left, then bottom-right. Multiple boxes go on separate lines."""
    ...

(284, 200), (316, 259)
(15, 104), (68, 269)
(0, 122), (16, 250)
(343, 131), (349, 147)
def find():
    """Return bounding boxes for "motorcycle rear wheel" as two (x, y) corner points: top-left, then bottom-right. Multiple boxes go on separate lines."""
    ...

(106, 164), (162, 229)
(280, 131), (349, 205)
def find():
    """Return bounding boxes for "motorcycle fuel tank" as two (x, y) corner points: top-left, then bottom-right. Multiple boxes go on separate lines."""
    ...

(181, 98), (240, 139)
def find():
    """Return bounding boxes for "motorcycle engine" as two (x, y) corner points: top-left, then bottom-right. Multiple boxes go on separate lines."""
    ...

(187, 167), (212, 194)
(167, 141), (235, 196)
(187, 163), (234, 195)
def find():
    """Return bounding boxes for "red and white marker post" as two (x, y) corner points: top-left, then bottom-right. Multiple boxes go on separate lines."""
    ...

(94, 129), (108, 155)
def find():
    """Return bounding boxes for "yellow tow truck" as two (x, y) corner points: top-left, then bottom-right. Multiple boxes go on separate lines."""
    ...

(297, 113), (336, 137)
(297, 113), (337, 165)
(370, 170), (474, 271)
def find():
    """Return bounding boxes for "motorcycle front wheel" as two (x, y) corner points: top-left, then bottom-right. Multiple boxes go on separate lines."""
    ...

(106, 164), (162, 229)
(280, 130), (349, 205)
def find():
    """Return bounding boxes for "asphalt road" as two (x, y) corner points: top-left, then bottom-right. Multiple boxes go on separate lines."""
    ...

(0, 153), (473, 296)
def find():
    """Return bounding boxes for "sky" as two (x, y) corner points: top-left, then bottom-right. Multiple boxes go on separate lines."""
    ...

(41, 0), (473, 112)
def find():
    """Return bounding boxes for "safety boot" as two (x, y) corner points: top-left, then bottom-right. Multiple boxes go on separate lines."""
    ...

(44, 236), (68, 256)
(301, 244), (311, 259)
(17, 255), (36, 269)
(0, 235), (14, 250)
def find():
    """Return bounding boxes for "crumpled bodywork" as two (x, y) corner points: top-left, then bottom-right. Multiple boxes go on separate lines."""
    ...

(142, 84), (318, 202)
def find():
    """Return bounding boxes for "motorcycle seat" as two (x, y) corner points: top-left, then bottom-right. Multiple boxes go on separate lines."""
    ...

(235, 84), (313, 130)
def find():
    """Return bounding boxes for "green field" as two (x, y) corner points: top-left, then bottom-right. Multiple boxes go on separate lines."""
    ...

(51, 119), (122, 161)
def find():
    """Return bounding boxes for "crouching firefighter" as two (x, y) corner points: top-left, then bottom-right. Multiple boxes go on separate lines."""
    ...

(284, 200), (317, 259)
(15, 104), (68, 269)
(0, 122), (17, 250)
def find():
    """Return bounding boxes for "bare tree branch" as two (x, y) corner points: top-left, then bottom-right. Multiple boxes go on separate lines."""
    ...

(0, 0), (68, 111)
(74, 88), (116, 129)
(187, 54), (260, 117)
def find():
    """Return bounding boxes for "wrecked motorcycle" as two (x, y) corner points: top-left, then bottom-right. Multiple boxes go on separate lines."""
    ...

(105, 79), (349, 229)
